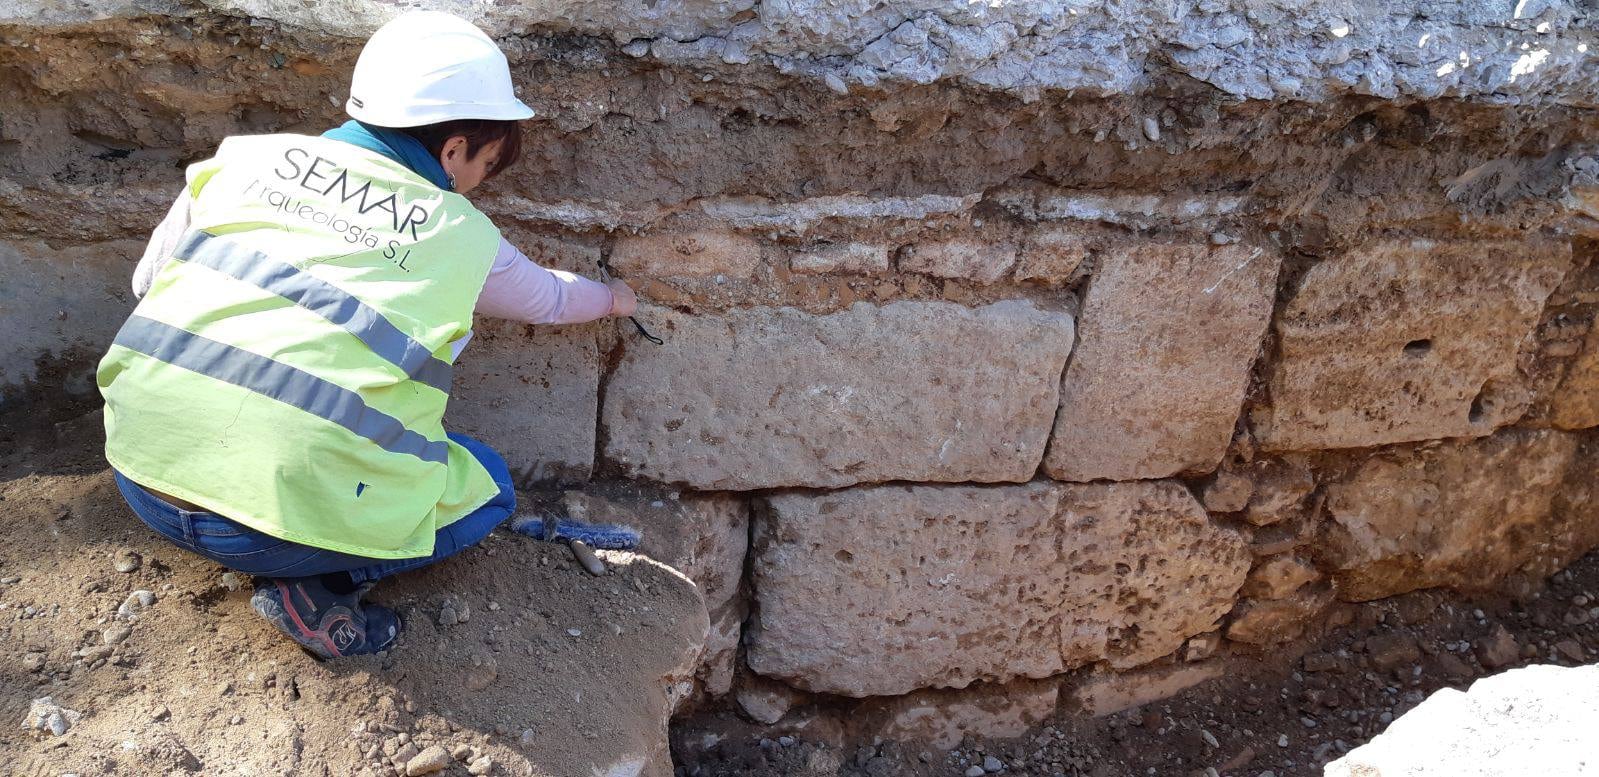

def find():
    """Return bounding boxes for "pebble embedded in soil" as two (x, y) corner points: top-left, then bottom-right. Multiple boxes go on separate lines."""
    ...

(982, 754), (1004, 772)
(467, 755), (494, 775)
(113, 549), (142, 573)
(102, 623), (132, 644)
(117, 589), (155, 619)
(964, 767), (986, 777)
(404, 745), (451, 775)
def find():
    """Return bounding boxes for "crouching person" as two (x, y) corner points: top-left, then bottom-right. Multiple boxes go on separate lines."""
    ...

(97, 11), (636, 658)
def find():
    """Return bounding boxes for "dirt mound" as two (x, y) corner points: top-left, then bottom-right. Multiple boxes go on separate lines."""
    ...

(0, 415), (709, 777)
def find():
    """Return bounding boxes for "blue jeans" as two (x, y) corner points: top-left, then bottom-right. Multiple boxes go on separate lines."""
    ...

(112, 433), (517, 585)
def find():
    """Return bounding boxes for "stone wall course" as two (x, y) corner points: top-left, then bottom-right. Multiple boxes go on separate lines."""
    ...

(602, 300), (1074, 491)
(746, 480), (1249, 697)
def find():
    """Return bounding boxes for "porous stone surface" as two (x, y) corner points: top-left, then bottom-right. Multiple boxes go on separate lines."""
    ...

(1323, 429), (1589, 601)
(1224, 588), (1333, 645)
(1045, 242), (1279, 482)
(608, 231), (762, 280)
(1260, 238), (1571, 451)
(747, 480), (1249, 697)
(561, 489), (749, 696)
(603, 300), (1074, 490)
(446, 320), (599, 485)
(1326, 664), (1599, 777)
(899, 237), (1017, 284)
(788, 242), (890, 275)
(1013, 226), (1091, 285)
(1548, 319), (1599, 430)
(14, 2), (1596, 105)
(1240, 554), (1321, 600)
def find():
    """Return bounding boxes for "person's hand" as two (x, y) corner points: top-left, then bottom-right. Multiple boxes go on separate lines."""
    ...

(606, 279), (638, 317)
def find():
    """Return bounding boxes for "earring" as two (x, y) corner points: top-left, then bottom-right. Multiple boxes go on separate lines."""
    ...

(447, 173), (456, 191)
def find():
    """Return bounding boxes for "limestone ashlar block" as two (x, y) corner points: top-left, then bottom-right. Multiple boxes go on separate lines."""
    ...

(1259, 238), (1571, 451)
(746, 480), (1249, 697)
(602, 300), (1074, 490)
(447, 319), (599, 485)
(1044, 242), (1280, 482)
(1323, 428), (1583, 601)
(608, 230), (762, 279)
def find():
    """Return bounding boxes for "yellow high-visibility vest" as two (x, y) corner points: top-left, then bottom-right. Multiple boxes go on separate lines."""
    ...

(99, 134), (501, 558)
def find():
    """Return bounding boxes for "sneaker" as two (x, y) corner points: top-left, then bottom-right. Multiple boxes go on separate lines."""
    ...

(249, 577), (401, 659)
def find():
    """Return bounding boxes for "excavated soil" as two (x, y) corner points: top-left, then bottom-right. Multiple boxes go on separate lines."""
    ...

(0, 409), (706, 777)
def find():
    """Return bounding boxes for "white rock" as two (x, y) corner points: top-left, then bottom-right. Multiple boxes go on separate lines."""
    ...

(1326, 664), (1599, 776)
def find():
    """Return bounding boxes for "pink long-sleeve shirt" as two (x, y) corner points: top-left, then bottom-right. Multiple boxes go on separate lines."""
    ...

(133, 194), (615, 357)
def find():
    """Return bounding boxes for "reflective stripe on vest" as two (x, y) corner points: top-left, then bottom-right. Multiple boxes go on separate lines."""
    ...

(113, 315), (450, 464)
(170, 231), (454, 393)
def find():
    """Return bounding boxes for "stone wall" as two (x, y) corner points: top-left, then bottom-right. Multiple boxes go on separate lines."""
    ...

(4, 0), (1599, 754)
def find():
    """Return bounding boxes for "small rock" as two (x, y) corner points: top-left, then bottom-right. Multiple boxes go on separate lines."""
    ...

(965, 767), (986, 777)
(1303, 652), (1338, 672)
(778, 735), (796, 747)
(117, 590), (156, 619)
(220, 572), (243, 591)
(113, 549), (142, 573)
(1365, 633), (1422, 673)
(451, 744), (474, 761)
(1553, 638), (1585, 663)
(1185, 632), (1221, 662)
(1201, 469), (1252, 512)
(1201, 729), (1220, 748)
(21, 653), (45, 673)
(567, 628), (582, 637)
(464, 655), (498, 691)
(519, 728), (535, 746)
(392, 742), (420, 765)
(1474, 624), (1520, 670)
(103, 623), (133, 645)
(405, 745), (451, 776)
(468, 755), (493, 775)
(1142, 116), (1161, 142)
(983, 754), (1004, 772)
(1277, 734), (1289, 747)
(23, 697), (81, 736)
(439, 607), (459, 628)
(1, 576), (19, 584)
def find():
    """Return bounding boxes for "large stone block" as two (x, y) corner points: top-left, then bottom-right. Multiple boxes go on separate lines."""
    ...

(0, 239), (140, 394)
(746, 480), (1249, 697)
(1259, 238), (1570, 451)
(1323, 429), (1586, 601)
(562, 489), (749, 696)
(1044, 242), (1280, 482)
(602, 300), (1074, 490)
(447, 320), (599, 485)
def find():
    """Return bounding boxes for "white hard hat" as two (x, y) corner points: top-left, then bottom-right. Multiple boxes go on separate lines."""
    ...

(346, 11), (535, 127)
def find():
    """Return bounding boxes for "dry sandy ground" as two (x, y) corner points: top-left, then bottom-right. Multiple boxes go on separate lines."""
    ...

(0, 410), (707, 777)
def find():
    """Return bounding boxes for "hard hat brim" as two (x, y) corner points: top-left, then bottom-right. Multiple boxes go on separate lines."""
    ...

(346, 98), (535, 127)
